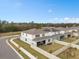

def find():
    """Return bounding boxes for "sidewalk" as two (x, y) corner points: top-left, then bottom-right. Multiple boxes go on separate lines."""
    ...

(52, 39), (79, 55)
(52, 45), (69, 55)
(11, 38), (60, 59)
(31, 45), (60, 59)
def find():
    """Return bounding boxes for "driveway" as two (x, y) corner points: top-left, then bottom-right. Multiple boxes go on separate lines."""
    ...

(0, 36), (21, 59)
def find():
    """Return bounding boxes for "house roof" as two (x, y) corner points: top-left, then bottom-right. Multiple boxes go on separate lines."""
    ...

(23, 27), (60, 35)
(33, 32), (72, 42)
(41, 27), (60, 32)
(33, 34), (60, 42)
(23, 28), (49, 35)
(23, 27), (79, 35)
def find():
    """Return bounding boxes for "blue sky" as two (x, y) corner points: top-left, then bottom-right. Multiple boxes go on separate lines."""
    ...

(0, 0), (79, 23)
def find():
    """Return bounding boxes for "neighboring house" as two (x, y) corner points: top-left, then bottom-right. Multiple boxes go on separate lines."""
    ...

(20, 27), (79, 46)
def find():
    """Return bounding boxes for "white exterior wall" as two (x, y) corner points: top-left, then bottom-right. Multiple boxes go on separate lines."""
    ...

(31, 41), (37, 46)
(20, 32), (59, 46)
(73, 33), (79, 36)
(68, 30), (73, 32)
(40, 34), (43, 37)
(27, 34), (35, 39)
(73, 29), (78, 32)
(45, 38), (53, 44)
(20, 32), (26, 41)
(55, 32), (59, 34)
(20, 32), (35, 45)
(59, 31), (65, 34)
(68, 29), (77, 32)
(45, 32), (55, 36)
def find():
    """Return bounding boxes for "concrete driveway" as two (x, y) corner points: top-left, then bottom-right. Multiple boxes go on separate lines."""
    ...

(0, 37), (21, 59)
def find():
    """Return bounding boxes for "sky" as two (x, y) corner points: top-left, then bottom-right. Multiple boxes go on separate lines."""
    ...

(0, 0), (79, 23)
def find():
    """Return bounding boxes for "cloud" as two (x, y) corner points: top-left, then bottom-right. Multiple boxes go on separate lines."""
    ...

(64, 17), (69, 20)
(51, 17), (79, 23)
(48, 9), (52, 13)
(63, 17), (79, 23)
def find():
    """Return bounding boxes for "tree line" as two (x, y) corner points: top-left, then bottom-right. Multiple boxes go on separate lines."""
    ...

(0, 20), (79, 33)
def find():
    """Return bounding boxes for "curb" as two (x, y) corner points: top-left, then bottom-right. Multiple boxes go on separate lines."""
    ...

(11, 38), (37, 59)
(6, 40), (24, 59)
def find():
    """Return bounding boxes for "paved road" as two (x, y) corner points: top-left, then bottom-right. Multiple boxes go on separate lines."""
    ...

(0, 37), (21, 59)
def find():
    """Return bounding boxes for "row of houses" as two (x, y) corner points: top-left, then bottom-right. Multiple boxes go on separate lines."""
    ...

(20, 27), (79, 46)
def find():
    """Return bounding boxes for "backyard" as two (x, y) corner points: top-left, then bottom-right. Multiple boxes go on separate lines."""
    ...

(58, 47), (79, 59)
(63, 36), (78, 43)
(76, 42), (79, 45)
(39, 42), (63, 53)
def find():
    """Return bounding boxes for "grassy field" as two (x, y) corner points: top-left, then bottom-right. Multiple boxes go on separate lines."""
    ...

(0, 31), (21, 37)
(9, 40), (30, 59)
(14, 39), (48, 59)
(39, 43), (63, 53)
(76, 42), (79, 45)
(58, 47), (79, 59)
(63, 37), (78, 43)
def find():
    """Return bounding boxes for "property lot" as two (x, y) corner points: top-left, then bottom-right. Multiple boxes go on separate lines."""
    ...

(39, 42), (63, 53)
(58, 47), (79, 59)
(14, 39), (48, 59)
(63, 37), (78, 43)
(76, 42), (79, 45)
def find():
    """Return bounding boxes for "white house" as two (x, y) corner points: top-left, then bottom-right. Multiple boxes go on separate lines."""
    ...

(20, 27), (79, 46)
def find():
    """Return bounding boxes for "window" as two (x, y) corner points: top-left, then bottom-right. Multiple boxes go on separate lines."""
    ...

(35, 35), (40, 37)
(48, 39), (50, 42)
(25, 39), (27, 41)
(26, 34), (27, 36)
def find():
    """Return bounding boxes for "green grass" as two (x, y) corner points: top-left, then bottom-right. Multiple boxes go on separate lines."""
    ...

(39, 43), (63, 53)
(9, 40), (30, 59)
(14, 39), (48, 59)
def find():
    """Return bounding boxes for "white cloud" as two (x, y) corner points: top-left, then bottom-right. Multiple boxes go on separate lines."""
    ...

(48, 9), (52, 13)
(64, 17), (69, 20)
(63, 17), (79, 23)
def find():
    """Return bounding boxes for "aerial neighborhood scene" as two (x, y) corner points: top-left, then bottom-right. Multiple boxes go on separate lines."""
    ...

(0, 0), (79, 59)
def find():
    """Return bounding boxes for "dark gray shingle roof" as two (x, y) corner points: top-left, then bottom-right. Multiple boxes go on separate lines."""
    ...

(23, 29), (49, 35)
(33, 32), (72, 42)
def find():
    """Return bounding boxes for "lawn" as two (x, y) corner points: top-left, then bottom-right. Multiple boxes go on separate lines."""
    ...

(14, 39), (48, 59)
(9, 40), (30, 59)
(76, 42), (79, 45)
(63, 37), (78, 43)
(39, 43), (63, 53)
(58, 47), (79, 59)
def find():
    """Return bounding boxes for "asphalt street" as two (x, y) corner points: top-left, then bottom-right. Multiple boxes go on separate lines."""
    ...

(0, 37), (21, 59)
